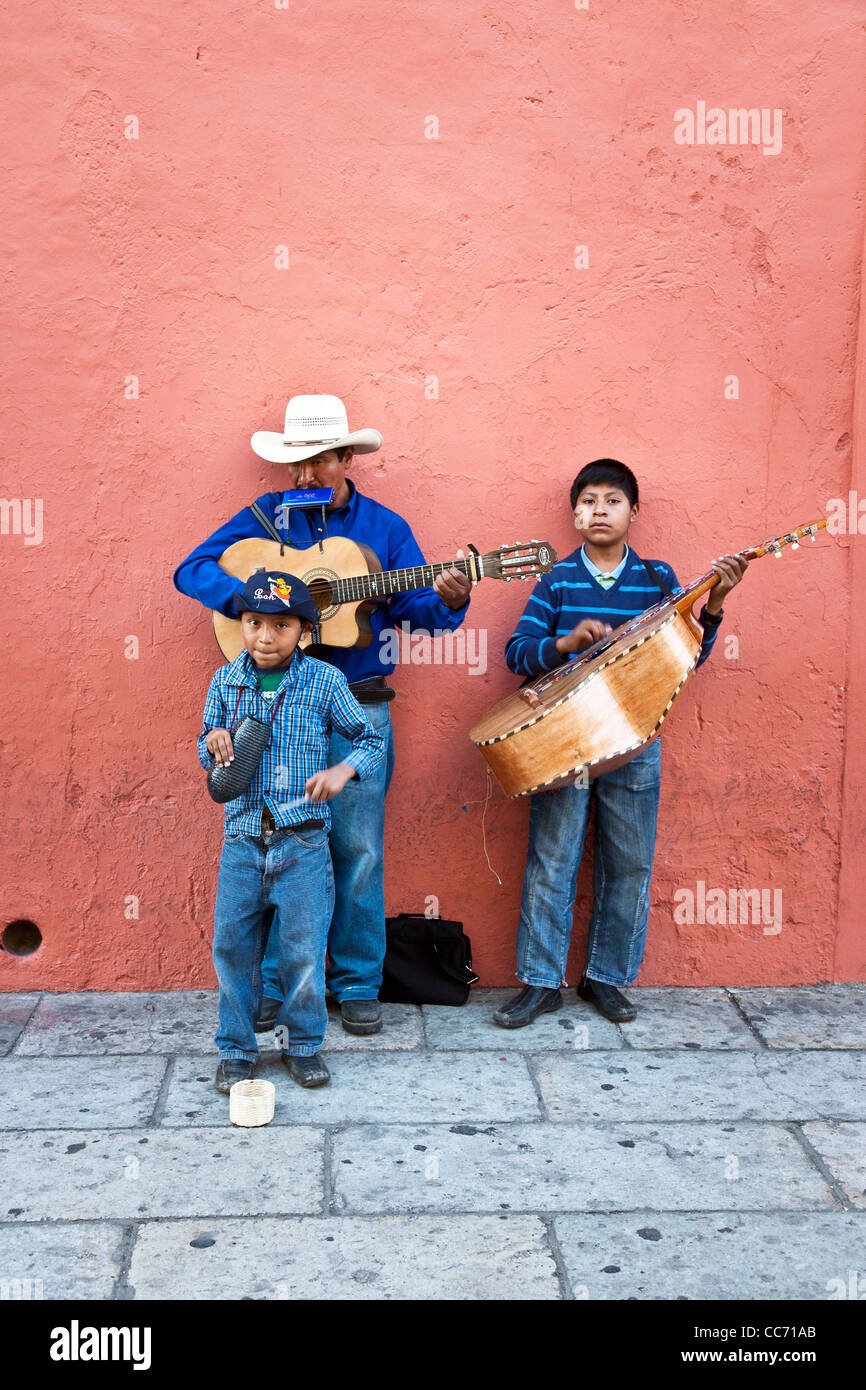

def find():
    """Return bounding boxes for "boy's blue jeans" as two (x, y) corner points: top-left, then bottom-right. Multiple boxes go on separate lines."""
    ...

(213, 822), (334, 1060)
(260, 703), (396, 1004)
(516, 740), (662, 989)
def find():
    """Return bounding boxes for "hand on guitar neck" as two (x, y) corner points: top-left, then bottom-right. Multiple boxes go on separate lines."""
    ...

(705, 553), (749, 612)
(433, 563), (473, 611)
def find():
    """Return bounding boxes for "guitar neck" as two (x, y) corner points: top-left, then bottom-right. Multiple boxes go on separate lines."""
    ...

(333, 555), (477, 605)
(673, 535), (802, 612)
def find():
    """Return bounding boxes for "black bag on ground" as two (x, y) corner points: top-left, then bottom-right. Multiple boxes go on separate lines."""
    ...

(379, 914), (479, 1005)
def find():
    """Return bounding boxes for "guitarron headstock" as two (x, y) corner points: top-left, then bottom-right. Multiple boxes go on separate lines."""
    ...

(753, 518), (828, 559)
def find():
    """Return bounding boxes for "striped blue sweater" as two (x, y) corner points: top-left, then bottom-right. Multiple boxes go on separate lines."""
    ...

(505, 546), (720, 678)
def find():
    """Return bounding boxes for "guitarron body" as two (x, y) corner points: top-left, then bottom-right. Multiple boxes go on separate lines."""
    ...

(470, 519), (827, 798)
(470, 599), (704, 796)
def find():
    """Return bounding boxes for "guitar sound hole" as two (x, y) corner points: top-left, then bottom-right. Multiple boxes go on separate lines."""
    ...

(304, 570), (339, 622)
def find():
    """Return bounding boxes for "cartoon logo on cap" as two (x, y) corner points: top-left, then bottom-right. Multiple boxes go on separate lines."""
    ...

(267, 576), (293, 607)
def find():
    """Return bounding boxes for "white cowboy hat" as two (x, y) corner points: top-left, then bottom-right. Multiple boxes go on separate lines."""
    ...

(251, 394), (383, 464)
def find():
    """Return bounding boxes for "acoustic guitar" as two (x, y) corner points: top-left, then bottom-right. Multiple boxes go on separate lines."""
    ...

(470, 520), (827, 797)
(212, 535), (557, 661)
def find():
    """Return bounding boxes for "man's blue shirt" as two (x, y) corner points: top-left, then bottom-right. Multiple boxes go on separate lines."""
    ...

(174, 480), (470, 683)
(198, 647), (385, 836)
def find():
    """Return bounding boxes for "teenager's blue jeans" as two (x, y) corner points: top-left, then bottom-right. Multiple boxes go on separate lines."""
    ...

(261, 702), (396, 1004)
(516, 740), (662, 989)
(213, 822), (334, 1060)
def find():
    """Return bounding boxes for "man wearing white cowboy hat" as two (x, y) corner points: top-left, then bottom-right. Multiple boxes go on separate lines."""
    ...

(174, 393), (472, 1036)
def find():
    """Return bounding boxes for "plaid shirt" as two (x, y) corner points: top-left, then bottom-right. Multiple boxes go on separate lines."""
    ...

(198, 647), (385, 836)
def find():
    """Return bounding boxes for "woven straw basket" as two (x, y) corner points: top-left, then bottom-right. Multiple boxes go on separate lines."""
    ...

(229, 1078), (276, 1127)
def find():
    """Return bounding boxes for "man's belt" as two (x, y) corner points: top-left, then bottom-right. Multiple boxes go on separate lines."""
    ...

(348, 676), (395, 705)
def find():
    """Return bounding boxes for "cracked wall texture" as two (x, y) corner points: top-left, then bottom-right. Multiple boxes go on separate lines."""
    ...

(1, 2), (865, 989)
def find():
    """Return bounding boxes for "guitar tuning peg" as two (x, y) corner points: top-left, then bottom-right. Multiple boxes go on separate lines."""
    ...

(810, 532), (816, 541)
(774, 548), (782, 558)
(791, 540), (799, 550)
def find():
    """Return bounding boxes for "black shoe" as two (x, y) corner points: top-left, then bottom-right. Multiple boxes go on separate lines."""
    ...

(340, 999), (383, 1035)
(254, 996), (280, 1033)
(492, 985), (562, 1029)
(577, 976), (638, 1022)
(282, 1052), (330, 1088)
(215, 1058), (254, 1094)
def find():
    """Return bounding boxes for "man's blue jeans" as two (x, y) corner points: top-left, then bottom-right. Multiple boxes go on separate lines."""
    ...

(516, 739), (662, 989)
(213, 822), (334, 1060)
(261, 702), (396, 1004)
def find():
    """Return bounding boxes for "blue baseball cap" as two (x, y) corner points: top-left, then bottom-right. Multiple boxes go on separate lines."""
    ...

(232, 569), (319, 624)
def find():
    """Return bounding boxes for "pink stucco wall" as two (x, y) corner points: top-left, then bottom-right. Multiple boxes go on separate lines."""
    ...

(2, 2), (865, 990)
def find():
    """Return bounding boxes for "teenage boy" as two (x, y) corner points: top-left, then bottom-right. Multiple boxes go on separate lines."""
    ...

(493, 459), (747, 1029)
(176, 394), (471, 1037)
(199, 570), (384, 1092)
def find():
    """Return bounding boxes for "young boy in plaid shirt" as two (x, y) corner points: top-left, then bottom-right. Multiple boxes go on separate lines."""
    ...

(198, 570), (384, 1093)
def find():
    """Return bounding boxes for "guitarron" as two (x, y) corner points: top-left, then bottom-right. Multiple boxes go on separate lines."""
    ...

(469, 520), (827, 797)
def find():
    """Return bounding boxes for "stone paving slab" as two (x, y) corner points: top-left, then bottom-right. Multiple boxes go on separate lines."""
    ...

(0, 1221), (123, 1300)
(801, 1122), (866, 1209)
(533, 1050), (866, 1123)
(257, 1001), (423, 1053)
(553, 1211), (866, 1300)
(161, 1052), (539, 1127)
(617, 988), (760, 1050)
(0, 1058), (167, 1129)
(731, 986), (866, 1049)
(332, 1122), (835, 1214)
(14, 991), (221, 1056)
(128, 1214), (560, 1299)
(422, 989), (625, 1050)
(0, 993), (41, 1056)
(0, 1128), (323, 1221)
(14, 992), (426, 1058)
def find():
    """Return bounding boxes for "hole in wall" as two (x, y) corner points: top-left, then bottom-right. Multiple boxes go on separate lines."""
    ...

(1, 920), (43, 957)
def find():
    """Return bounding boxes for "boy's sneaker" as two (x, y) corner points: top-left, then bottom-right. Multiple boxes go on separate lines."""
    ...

(254, 996), (280, 1033)
(282, 1053), (330, 1088)
(340, 999), (383, 1035)
(215, 1058), (254, 1094)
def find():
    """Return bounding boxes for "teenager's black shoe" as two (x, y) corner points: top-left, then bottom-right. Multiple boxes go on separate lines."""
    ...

(492, 985), (562, 1029)
(340, 999), (383, 1035)
(282, 1053), (330, 1088)
(577, 976), (638, 1022)
(215, 1058), (254, 1094)
(254, 996), (280, 1033)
